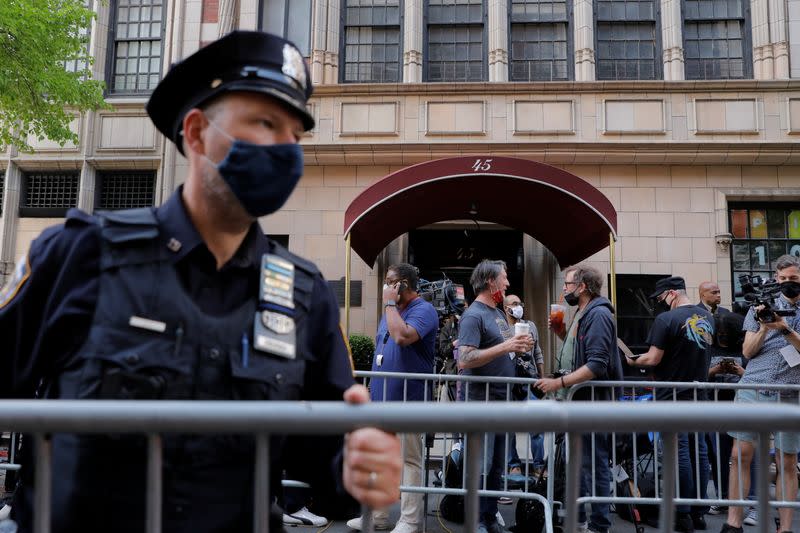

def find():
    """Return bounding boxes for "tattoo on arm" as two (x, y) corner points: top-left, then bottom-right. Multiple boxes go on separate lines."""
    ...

(459, 346), (480, 365)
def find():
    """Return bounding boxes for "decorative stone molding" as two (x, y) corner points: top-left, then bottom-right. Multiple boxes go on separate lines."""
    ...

(403, 50), (422, 68)
(663, 47), (684, 63)
(489, 48), (509, 66)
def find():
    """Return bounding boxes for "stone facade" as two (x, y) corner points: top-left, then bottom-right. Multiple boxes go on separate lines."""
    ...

(0, 0), (799, 352)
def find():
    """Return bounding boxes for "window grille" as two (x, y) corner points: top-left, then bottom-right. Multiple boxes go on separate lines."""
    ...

(683, 0), (749, 79)
(729, 203), (800, 300)
(97, 171), (156, 210)
(595, 0), (659, 79)
(509, 0), (571, 81)
(21, 172), (80, 217)
(342, 0), (402, 82)
(426, 0), (486, 82)
(109, 0), (166, 94)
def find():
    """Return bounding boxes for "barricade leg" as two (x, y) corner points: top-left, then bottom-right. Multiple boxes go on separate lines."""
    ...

(254, 434), (270, 533)
(756, 432), (770, 533)
(34, 434), (51, 533)
(564, 432), (582, 533)
(465, 433), (482, 533)
(146, 434), (163, 533)
(659, 432), (677, 533)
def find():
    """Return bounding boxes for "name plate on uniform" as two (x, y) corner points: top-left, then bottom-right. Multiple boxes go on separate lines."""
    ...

(254, 254), (297, 359)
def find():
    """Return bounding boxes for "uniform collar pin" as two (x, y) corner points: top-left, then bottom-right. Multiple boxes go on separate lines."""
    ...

(167, 238), (182, 252)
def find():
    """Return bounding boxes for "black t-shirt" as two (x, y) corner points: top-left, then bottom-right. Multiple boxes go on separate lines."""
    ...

(646, 304), (715, 400)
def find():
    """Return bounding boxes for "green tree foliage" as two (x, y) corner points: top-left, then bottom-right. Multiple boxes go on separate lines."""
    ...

(0, 0), (108, 151)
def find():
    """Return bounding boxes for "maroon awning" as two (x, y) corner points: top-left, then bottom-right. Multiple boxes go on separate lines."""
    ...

(343, 156), (617, 267)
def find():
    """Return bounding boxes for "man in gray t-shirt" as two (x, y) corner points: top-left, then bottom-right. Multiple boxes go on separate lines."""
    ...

(457, 260), (532, 533)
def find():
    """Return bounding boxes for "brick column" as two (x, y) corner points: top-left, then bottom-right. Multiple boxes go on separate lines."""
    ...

(574, 0), (595, 80)
(324, 0), (341, 83)
(311, 0), (329, 84)
(752, 0), (773, 78)
(0, 162), (21, 266)
(769, 0), (790, 77)
(661, 0), (685, 80)
(403, 0), (424, 82)
(78, 161), (96, 212)
(218, 0), (238, 35)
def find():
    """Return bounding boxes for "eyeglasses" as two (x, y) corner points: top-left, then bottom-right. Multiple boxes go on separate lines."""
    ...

(564, 281), (580, 287)
(508, 302), (524, 307)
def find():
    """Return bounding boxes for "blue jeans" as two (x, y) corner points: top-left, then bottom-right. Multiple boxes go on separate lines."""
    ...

(579, 432), (611, 532)
(507, 433), (545, 471)
(479, 433), (506, 525)
(675, 432), (709, 515)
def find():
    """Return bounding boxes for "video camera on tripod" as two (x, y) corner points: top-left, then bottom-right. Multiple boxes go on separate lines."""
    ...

(735, 274), (797, 322)
(417, 276), (466, 320)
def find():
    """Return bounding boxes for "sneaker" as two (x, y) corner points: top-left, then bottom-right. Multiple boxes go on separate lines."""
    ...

(498, 496), (514, 505)
(283, 507), (328, 527)
(719, 525), (743, 533)
(0, 506), (9, 522)
(577, 521), (589, 532)
(709, 506), (728, 515)
(743, 508), (757, 526)
(389, 521), (420, 533)
(346, 515), (391, 531)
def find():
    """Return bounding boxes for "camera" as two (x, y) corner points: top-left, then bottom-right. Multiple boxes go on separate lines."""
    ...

(418, 276), (466, 321)
(735, 274), (797, 322)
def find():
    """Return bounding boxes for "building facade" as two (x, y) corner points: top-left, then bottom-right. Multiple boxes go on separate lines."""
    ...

(1, 0), (800, 356)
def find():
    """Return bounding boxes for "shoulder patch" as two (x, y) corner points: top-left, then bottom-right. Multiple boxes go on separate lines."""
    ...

(0, 255), (31, 310)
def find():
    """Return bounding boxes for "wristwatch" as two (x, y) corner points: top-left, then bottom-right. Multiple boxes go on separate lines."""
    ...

(384, 300), (397, 307)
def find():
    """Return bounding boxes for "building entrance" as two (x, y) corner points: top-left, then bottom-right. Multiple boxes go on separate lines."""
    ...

(408, 227), (524, 304)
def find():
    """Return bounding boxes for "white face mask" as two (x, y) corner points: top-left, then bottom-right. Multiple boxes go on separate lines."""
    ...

(509, 305), (523, 320)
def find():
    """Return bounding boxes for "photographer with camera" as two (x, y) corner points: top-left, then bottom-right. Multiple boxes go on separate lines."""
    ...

(347, 263), (438, 533)
(720, 254), (800, 533)
(536, 264), (622, 533)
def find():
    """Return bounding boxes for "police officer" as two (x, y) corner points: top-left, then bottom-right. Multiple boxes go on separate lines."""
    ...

(0, 31), (401, 533)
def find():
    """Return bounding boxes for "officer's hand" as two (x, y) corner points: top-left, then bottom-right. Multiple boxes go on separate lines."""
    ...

(761, 315), (789, 330)
(342, 385), (402, 509)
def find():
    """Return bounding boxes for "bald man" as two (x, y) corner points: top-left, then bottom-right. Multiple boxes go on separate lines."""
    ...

(698, 281), (724, 314)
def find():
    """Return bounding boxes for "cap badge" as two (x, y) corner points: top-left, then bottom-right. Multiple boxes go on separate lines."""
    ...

(281, 43), (307, 92)
(210, 78), (223, 89)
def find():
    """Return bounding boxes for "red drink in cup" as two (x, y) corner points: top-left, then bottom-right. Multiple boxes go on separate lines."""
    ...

(550, 304), (566, 330)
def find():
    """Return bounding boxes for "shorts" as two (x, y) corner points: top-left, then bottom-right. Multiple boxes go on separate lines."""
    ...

(728, 388), (800, 454)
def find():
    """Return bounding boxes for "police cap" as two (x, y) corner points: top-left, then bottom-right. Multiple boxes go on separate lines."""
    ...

(649, 276), (686, 299)
(146, 30), (314, 154)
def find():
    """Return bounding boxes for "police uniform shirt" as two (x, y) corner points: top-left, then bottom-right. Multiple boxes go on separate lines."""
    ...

(0, 187), (355, 530)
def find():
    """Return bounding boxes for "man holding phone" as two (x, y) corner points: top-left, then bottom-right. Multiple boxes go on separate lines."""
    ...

(348, 263), (438, 533)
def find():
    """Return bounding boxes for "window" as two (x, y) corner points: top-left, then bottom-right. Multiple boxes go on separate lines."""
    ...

(96, 171), (156, 210)
(425, 0), (486, 82)
(729, 203), (800, 300)
(261, 0), (312, 57)
(595, 0), (660, 79)
(64, 0), (92, 75)
(683, 0), (750, 79)
(342, 0), (402, 82)
(108, 0), (166, 94)
(613, 274), (668, 376)
(509, 0), (571, 81)
(21, 172), (80, 217)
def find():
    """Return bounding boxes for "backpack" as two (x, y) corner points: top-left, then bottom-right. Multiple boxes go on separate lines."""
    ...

(511, 475), (547, 533)
(438, 447), (464, 523)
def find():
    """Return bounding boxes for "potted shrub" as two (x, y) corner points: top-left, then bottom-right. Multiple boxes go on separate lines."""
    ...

(349, 334), (375, 371)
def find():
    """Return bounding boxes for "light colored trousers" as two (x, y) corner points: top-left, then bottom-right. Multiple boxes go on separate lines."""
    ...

(374, 432), (424, 526)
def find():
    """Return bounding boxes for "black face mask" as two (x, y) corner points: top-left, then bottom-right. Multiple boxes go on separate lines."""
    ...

(564, 289), (580, 307)
(655, 294), (671, 313)
(781, 281), (800, 299)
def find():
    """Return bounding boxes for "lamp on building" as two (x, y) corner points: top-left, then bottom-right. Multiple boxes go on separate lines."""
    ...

(715, 232), (734, 253)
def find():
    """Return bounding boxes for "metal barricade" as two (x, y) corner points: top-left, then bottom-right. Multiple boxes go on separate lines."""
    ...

(2, 401), (800, 533)
(567, 380), (800, 533)
(354, 370), (555, 532)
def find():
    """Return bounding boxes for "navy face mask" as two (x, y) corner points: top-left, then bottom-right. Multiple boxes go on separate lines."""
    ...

(205, 120), (303, 218)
